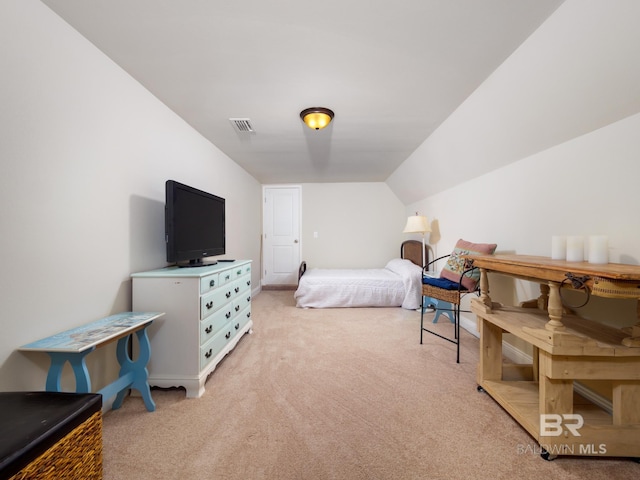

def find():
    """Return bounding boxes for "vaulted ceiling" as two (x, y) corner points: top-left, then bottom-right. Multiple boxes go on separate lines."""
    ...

(41, 0), (564, 184)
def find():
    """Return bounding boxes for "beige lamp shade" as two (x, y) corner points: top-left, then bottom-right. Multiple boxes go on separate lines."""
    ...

(403, 215), (431, 234)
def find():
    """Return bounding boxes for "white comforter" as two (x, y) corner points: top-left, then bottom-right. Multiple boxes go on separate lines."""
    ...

(294, 258), (423, 309)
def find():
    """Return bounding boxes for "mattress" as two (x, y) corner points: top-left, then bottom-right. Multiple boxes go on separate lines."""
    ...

(294, 258), (422, 309)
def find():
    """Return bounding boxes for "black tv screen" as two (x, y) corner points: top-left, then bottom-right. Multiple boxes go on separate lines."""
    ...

(165, 180), (225, 267)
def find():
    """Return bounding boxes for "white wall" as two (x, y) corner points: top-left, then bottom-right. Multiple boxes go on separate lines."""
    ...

(389, 0), (640, 329)
(417, 114), (640, 264)
(389, 0), (640, 205)
(0, 0), (262, 393)
(300, 183), (407, 269)
(414, 113), (640, 325)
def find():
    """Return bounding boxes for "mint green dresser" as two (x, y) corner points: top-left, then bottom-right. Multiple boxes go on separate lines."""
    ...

(131, 261), (252, 398)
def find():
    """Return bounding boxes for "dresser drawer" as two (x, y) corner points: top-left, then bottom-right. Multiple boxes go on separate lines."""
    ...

(232, 305), (252, 335)
(200, 288), (229, 319)
(232, 264), (250, 280)
(200, 273), (220, 295)
(229, 279), (242, 299)
(200, 325), (233, 370)
(200, 306), (233, 345)
(233, 291), (251, 315)
(236, 274), (251, 294)
(227, 275), (250, 302)
(218, 269), (235, 286)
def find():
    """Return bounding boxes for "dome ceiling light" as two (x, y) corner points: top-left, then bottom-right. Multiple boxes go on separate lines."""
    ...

(300, 107), (334, 130)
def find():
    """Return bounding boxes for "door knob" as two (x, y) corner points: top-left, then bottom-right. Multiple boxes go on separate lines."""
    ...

(294, 239), (299, 243)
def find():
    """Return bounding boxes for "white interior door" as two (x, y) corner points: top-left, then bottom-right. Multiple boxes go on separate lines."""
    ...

(263, 186), (301, 285)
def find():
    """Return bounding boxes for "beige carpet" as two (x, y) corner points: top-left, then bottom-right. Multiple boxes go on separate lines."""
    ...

(102, 291), (638, 479)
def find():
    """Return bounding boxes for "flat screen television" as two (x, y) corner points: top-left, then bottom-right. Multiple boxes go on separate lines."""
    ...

(165, 180), (225, 267)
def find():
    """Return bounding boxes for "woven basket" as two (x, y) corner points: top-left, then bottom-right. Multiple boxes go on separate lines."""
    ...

(422, 283), (463, 305)
(591, 277), (640, 299)
(9, 411), (102, 480)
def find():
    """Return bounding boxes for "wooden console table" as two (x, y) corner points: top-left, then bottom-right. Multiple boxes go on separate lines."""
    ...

(467, 254), (640, 460)
(20, 312), (164, 412)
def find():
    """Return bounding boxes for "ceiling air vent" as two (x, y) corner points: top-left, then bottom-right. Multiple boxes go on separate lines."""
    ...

(229, 118), (255, 133)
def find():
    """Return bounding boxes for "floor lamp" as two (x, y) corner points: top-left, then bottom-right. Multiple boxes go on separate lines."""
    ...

(403, 213), (431, 267)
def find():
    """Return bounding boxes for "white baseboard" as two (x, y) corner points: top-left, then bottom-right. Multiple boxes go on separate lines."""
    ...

(458, 313), (613, 414)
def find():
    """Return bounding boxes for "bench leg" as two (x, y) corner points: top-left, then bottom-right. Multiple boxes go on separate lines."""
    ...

(46, 349), (95, 393)
(112, 326), (155, 412)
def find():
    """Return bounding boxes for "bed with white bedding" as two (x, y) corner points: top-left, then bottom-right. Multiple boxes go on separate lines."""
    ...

(294, 241), (425, 309)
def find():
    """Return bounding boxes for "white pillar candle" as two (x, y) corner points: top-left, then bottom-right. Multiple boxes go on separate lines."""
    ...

(551, 236), (566, 260)
(588, 235), (609, 264)
(566, 236), (584, 262)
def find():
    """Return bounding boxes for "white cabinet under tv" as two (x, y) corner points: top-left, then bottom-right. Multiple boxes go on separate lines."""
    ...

(131, 260), (252, 398)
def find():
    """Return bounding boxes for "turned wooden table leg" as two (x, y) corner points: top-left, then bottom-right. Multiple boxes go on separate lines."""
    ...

(621, 300), (640, 347)
(479, 268), (492, 309)
(545, 281), (566, 331)
(521, 283), (550, 310)
(538, 283), (550, 311)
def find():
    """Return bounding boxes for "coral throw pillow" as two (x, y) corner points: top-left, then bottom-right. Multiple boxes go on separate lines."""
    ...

(440, 239), (497, 291)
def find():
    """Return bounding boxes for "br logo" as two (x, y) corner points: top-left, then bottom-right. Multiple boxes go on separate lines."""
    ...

(540, 414), (584, 437)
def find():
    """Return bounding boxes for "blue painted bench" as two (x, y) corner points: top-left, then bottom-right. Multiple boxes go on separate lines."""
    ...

(20, 312), (164, 412)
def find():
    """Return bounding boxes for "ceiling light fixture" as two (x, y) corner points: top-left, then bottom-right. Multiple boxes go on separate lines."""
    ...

(300, 107), (334, 130)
